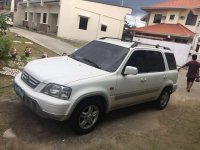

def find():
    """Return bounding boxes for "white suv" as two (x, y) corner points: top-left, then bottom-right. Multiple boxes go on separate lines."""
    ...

(14, 38), (178, 134)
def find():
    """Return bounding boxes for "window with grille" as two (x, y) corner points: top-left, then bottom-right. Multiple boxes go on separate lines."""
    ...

(79, 17), (88, 30)
(186, 11), (197, 26)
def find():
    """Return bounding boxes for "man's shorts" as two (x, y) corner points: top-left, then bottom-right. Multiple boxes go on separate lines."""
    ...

(187, 78), (196, 82)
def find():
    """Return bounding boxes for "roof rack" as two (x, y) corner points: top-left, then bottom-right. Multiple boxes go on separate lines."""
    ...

(130, 41), (171, 50)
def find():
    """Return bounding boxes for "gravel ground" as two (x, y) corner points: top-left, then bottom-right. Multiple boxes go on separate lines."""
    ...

(0, 69), (200, 150)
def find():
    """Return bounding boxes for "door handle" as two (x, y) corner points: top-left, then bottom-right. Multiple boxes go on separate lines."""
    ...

(163, 75), (167, 79)
(140, 78), (147, 82)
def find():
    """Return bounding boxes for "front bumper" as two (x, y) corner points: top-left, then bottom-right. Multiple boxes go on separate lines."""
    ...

(14, 73), (72, 121)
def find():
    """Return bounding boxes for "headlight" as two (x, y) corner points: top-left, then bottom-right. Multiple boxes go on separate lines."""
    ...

(42, 84), (72, 100)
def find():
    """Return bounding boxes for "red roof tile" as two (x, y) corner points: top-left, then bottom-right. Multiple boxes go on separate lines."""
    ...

(130, 23), (194, 38)
(143, 0), (200, 10)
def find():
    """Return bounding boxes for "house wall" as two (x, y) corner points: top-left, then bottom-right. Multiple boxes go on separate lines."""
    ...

(14, 4), (25, 26)
(15, 0), (131, 41)
(147, 9), (200, 33)
(58, 0), (132, 41)
(14, 2), (60, 32)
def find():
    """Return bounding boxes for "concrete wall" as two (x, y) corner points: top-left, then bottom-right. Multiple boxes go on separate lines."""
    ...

(15, 0), (131, 41)
(58, 0), (132, 41)
(147, 9), (200, 33)
(14, 2), (60, 32)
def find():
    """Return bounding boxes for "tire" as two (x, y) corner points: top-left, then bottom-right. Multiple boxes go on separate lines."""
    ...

(70, 99), (103, 135)
(154, 88), (171, 110)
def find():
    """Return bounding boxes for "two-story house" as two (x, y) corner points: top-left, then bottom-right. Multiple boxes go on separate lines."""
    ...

(14, 0), (132, 41)
(130, 0), (200, 50)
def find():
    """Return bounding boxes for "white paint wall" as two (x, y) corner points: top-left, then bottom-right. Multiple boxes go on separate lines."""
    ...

(58, 0), (132, 41)
(148, 9), (200, 33)
(15, 0), (131, 41)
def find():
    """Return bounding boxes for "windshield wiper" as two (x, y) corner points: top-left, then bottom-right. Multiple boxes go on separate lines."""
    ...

(81, 58), (101, 69)
(69, 54), (101, 69)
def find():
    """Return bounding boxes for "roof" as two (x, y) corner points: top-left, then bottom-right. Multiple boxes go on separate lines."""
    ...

(130, 23), (194, 38)
(84, 0), (132, 10)
(142, 0), (200, 10)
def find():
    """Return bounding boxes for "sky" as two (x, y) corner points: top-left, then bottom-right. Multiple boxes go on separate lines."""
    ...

(95, 0), (167, 16)
(93, 0), (167, 27)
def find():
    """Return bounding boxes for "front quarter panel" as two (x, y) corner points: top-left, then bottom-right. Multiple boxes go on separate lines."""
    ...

(67, 73), (117, 114)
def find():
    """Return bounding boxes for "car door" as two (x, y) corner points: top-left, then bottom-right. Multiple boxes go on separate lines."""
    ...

(145, 50), (167, 99)
(113, 50), (150, 108)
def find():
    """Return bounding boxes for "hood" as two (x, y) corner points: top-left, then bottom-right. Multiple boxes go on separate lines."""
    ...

(24, 56), (109, 85)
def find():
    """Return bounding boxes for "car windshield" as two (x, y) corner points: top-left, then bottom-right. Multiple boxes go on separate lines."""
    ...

(69, 40), (129, 72)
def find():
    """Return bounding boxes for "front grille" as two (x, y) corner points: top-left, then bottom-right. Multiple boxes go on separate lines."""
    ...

(21, 71), (40, 88)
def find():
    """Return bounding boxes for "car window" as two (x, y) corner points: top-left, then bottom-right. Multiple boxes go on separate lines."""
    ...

(165, 53), (177, 70)
(125, 50), (148, 73)
(125, 50), (165, 73)
(146, 51), (165, 72)
(70, 41), (129, 72)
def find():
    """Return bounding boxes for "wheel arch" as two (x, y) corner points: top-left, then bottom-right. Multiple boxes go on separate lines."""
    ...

(162, 85), (173, 93)
(69, 93), (109, 118)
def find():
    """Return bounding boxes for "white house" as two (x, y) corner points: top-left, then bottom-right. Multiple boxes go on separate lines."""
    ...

(14, 0), (132, 41)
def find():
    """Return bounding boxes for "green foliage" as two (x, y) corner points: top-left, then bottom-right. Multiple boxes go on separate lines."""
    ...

(0, 36), (12, 58)
(0, 15), (9, 35)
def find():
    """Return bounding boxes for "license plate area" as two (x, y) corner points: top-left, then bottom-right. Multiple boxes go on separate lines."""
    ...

(14, 83), (24, 99)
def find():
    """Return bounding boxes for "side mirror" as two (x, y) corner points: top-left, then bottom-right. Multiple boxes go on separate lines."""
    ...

(124, 66), (138, 75)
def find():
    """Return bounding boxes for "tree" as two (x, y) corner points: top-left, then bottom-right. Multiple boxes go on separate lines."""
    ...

(0, 15), (11, 58)
(0, 15), (9, 35)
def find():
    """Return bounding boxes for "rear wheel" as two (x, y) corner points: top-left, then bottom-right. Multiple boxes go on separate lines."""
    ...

(70, 99), (103, 135)
(155, 88), (171, 110)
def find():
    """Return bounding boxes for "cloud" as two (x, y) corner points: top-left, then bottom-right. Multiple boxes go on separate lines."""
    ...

(126, 15), (146, 27)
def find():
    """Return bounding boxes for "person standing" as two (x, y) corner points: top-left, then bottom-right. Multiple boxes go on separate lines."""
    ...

(178, 54), (200, 92)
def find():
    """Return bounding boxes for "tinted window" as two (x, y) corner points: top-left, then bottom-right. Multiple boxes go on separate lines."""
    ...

(125, 51), (148, 73)
(70, 41), (129, 72)
(170, 15), (175, 20)
(25, 12), (28, 20)
(153, 14), (162, 23)
(43, 13), (47, 23)
(79, 17), (88, 30)
(146, 51), (165, 72)
(186, 11), (197, 26)
(165, 53), (177, 70)
(101, 25), (107, 32)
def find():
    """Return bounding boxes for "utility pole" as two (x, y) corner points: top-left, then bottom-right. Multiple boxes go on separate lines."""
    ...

(10, 0), (15, 12)
(121, 0), (124, 6)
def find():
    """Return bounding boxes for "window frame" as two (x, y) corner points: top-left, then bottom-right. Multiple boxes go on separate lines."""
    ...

(123, 50), (148, 74)
(24, 12), (28, 21)
(101, 24), (107, 32)
(153, 14), (162, 23)
(165, 53), (177, 70)
(123, 50), (166, 74)
(79, 16), (89, 30)
(146, 51), (165, 73)
(42, 13), (47, 24)
(185, 11), (198, 26)
(170, 15), (175, 20)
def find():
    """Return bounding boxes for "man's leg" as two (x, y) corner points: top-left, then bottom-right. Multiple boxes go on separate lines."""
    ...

(187, 78), (195, 92)
(187, 79), (189, 90)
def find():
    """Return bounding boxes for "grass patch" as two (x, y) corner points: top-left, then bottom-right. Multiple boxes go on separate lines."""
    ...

(8, 32), (57, 58)
(0, 31), (58, 97)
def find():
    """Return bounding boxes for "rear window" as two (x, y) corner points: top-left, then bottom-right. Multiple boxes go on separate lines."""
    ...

(165, 53), (177, 70)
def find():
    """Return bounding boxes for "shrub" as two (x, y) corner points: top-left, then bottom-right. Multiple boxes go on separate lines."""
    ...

(0, 36), (12, 58)
(0, 15), (9, 35)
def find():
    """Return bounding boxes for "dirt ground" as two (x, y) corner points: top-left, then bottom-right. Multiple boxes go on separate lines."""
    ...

(0, 69), (200, 150)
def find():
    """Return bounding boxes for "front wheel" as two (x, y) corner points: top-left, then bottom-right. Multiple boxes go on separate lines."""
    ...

(70, 100), (103, 135)
(154, 88), (171, 110)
